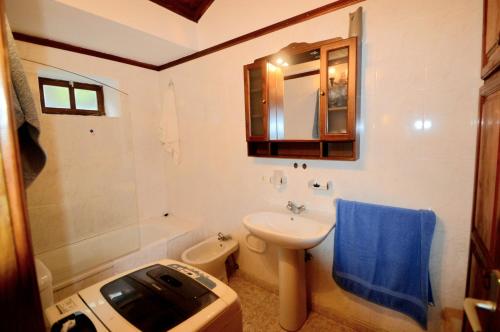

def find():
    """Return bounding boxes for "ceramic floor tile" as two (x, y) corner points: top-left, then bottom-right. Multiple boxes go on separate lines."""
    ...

(229, 274), (357, 332)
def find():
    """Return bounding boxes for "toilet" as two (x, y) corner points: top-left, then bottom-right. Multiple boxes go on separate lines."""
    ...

(181, 235), (238, 283)
(34, 258), (54, 326)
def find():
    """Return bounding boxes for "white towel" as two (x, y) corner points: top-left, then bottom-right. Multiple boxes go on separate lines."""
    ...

(159, 80), (180, 164)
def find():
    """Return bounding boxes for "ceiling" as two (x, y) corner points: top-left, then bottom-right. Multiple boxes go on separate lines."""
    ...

(6, 0), (198, 66)
(148, 0), (215, 22)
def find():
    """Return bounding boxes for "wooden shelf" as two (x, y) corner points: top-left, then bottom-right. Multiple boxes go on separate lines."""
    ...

(247, 141), (357, 160)
(327, 130), (348, 134)
(328, 106), (347, 112)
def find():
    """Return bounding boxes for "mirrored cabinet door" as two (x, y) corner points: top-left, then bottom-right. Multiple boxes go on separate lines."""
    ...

(244, 60), (268, 141)
(320, 38), (357, 140)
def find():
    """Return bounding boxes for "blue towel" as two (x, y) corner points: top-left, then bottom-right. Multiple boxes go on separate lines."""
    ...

(333, 199), (436, 329)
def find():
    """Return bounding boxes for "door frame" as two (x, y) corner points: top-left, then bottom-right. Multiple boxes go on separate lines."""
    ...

(0, 0), (45, 330)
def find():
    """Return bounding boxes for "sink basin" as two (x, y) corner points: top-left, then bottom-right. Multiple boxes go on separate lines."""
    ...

(243, 211), (334, 249)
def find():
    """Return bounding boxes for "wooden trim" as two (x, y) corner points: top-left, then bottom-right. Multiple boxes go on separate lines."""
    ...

(148, 0), (214, 22)
(193, 0), (215, 21)
(39, 77), (105, 116)
(273, 38), (342, 60)
(482, 46), (500, 80)
(13, 32), (158, 71)
(284, 69), (320, 80)
(13, 0), (364, 72)
(158, 0), (365, 70)
(0, 0), (45, 330)
(253, 37), (342, 66)
(480, 70), (500, 97)
(482, 0), (488, 69)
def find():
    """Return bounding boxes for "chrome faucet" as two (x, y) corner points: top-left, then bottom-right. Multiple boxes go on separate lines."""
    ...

(217, 232), (231, 241)
(286, 201), (306, 214)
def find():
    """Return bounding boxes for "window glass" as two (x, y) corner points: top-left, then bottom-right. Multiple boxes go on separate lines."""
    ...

(75, 89), (98, 110)
(43, 85), (70, 108)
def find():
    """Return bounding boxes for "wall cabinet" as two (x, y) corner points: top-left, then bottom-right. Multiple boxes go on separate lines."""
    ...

(243, 37), (360, 160)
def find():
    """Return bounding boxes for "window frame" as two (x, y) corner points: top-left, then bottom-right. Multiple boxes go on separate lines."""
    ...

(38, 77), (105, 116)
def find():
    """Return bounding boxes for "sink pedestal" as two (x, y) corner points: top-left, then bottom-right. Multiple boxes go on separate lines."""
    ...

(278, 248), (307, 331)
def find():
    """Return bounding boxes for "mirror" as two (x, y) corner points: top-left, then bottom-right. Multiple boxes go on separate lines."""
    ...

(269, 49), (321, 140)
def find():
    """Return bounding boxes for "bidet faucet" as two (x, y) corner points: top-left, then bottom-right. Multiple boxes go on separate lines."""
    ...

(217, 232), (231, 241)
(286, 201), (306, 214)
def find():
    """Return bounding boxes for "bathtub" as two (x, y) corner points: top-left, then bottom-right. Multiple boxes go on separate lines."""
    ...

(36, 215), (198, 294)
(139, 217), (192, 247)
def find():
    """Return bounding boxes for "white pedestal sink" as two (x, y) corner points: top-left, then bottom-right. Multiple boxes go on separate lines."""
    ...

(242, 211), (334, 331)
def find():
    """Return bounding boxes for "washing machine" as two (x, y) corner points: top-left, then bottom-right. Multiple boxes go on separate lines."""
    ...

(45, 259), (243, 332)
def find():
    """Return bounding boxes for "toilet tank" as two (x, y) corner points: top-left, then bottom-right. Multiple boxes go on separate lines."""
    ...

(35, 258), (54, 312)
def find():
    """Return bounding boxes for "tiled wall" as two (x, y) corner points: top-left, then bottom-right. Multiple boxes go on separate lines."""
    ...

(16, 42), (169, 271)
(21, 64), (141, 259)
(160, 1), (483, 331)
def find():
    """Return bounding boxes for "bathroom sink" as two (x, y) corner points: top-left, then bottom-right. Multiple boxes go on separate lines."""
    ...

(243, 211), (333, 249)
(242, 209), (334, 330)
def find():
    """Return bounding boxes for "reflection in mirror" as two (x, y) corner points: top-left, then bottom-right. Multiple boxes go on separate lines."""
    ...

(327, 47), (349, 134)
(272, 49), (321, 140)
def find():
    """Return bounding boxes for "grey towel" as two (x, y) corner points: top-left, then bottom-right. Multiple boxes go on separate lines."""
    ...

(6, 19), (46, 186)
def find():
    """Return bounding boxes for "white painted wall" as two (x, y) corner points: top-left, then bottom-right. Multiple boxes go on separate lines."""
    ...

(160, 1), (483, 331)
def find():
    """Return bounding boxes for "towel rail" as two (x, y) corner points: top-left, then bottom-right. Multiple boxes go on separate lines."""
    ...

(334, 198), (433, 211)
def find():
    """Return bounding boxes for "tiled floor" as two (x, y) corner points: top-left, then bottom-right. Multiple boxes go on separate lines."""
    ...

(228, 274), (356, 332)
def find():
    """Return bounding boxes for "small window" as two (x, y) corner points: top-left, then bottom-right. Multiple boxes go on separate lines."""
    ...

(38, 77), (105, 116)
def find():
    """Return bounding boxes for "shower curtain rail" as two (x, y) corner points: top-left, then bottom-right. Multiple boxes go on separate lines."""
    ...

(20, 57), (129, 95)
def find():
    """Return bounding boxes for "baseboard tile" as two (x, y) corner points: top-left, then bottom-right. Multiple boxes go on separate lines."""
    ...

(441, 307), (463, 332)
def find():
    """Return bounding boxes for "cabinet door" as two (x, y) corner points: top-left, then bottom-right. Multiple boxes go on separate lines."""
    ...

(244, 60), (268, 141)
(482, 0), (500, 78)
(319, 37), (358, 141)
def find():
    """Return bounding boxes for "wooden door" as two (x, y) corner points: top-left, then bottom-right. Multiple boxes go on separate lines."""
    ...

(0, 0), (45, 331)
(463, 81), (500, 331)
(463, 2), (500, 331)
(319, 37), (357, 141)
(244, 60), (268, 141)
